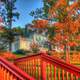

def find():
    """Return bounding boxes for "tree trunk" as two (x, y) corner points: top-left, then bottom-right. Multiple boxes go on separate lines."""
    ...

(9, 42), (12, 51)
(64, 45), (70, 63)
(8, 17), (12, 51)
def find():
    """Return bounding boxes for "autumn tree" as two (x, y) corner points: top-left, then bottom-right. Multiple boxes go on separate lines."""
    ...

(47, 0), (80, 62)
(30, 0), (80, 63)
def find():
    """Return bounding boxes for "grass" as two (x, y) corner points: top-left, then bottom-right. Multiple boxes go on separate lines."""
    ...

(16, 54), (25, 58)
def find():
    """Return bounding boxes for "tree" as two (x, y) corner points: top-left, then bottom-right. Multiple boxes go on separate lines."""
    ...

(30, 0), (80, 63)
(47, 0), (80, 62)
(12, 27), (25, 36)
(0, 0), (19, 51)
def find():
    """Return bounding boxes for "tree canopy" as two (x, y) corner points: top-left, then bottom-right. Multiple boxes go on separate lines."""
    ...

(30, 0), (80, 62)
(0, 0), (20, 51)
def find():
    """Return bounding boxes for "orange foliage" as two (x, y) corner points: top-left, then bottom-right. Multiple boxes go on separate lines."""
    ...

(55, 0), (67, 8)
(49, 2), (79, 34)
(63, 35), (69, 40)
(67, 41), (78, 47)
(75, 17), (80, 28)
(47, 0), (80, 48)
(69, 22), (78, 34)
(48, 10), (57, 18)
(69, 2), (78, 11)
(48, 0), (67, 18)
(54, 22), (64, 30)
(76, 35), (80, 40)
(54, 33), (62, 42)
(53, 19), (79, 34)
(59, 44), (64, 49)
(71, 53), (80, 64)
(34, 20), (48, 28)
(2, 52), (17, 60)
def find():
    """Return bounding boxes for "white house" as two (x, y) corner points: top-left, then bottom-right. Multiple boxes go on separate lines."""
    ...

(12, 36), (30, 51)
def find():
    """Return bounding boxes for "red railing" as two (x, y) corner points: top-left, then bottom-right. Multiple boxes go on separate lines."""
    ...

(0, 56), (35, 80)
(14, 53), (80, 80)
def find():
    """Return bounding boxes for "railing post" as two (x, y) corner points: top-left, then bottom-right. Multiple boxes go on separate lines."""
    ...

(76, 76), (78, 80)
(62, 69), (64, 80)
(66, 72), (69, 80)
(54, 65), (56, 80)
(41, 58), (46, 80)
(71, 73), (74, 80)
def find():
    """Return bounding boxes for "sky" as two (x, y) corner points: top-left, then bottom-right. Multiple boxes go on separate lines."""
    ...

(12, 0), (43, 28)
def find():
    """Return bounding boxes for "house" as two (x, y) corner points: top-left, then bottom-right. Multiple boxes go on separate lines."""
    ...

(12, 36), (31, 51)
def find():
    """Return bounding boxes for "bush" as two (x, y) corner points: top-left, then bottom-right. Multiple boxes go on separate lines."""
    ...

(1, 52), (17, 60)
(13, 49), (26, 55)
(32, 48), (40, 53)
(13, 49), (32, 55)
(76, 46), (80, 51)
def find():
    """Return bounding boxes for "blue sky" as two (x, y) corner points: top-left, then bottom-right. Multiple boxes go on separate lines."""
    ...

(12, 0), (43, 27)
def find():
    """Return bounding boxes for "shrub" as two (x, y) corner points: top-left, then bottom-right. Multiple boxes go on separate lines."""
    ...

(1, 52), (17, 60)
(13, 49), (26, 55)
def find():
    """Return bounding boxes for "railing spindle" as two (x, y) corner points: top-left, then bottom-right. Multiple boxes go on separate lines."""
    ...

(38, 59), (41, 80)
(54, 65), (56, 80)
(66, 72), (69, 80)
(50, 64), (52, 80)
(0, 57), (34, 80)
(41, 60), (46, 80)
(71, 73), (74, 80)
(32, 59), (34, 76)
(14, 53), (80, 80)
(58, 68), (60, 80)
(62, 69), (65, 80)
(76, 76), (78, 80)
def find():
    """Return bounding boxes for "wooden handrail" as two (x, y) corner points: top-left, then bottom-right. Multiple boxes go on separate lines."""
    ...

(0, 56), (35, 80)
(14, 53), (80, 80)
(41, 53), (80, 77)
